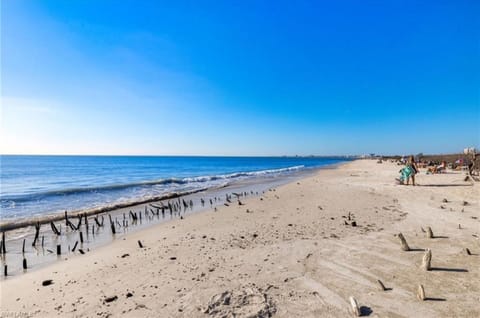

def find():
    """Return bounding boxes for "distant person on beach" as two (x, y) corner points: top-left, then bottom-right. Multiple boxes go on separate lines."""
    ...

(427, 161), (446, 174)
(406, 155), (418, 185)
(396, 155), (418, 185)
(468, 151), (479, 176)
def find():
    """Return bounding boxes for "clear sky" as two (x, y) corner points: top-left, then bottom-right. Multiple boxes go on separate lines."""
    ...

(1, 0), (479, 156)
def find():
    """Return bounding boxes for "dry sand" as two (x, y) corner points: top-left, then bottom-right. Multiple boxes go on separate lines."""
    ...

(0, 159), (479, 317)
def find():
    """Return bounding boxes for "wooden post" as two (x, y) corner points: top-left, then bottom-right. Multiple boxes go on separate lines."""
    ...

(349, 296), (360, 316)
(84, 213), (89, 233)
(417, 285), (425, 300)
(23, 258), (27, 270)
(56, 244), (61, 255)
(32, 222), (40, 246)
(398, 233), (410, 251)
(22, 239), (26, 254)
(426, 226), (434, 239)
(76, 215), (82, 230)
(51, 222), (61, 235)
(65, 211), (69, 226)
(41, 235), (44, 247)
(72, 241), (79, 252)
(4, 265), (7, 276)
(421, 249), (432, 271)
(79, 231), (84, 244)
(109, 214), (116, 234)
(2, 232), (6, 254)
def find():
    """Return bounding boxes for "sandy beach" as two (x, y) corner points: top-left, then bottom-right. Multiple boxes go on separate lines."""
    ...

(1, 159), (479, 317)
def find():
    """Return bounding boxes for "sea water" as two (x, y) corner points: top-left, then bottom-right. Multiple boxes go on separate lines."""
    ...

(0, 155), (349, 222)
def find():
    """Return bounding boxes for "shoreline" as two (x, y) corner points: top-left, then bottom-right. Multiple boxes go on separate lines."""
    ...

(1, 159), (478, 317)
(0, 161), (348, 232)
(0, 164), (339, 277)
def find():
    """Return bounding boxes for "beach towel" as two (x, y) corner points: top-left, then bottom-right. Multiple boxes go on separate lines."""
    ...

(397, 166), (414, 184)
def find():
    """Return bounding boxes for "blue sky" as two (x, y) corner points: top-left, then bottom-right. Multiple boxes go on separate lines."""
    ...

(1, 0), (479, 156)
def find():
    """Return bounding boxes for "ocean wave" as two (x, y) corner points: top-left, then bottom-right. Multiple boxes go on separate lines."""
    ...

(0, 165), (305, 203)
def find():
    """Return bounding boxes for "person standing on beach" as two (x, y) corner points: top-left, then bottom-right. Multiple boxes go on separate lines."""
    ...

(406, 155), (418, 186)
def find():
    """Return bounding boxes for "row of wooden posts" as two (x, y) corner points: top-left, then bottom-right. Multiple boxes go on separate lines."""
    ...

(348, 225), (473, 316)
(1, 191), (254, 277)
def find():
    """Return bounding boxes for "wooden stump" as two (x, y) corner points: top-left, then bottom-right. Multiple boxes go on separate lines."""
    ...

(398, 233), (410, 251)
(421, 249), (432, 271)
(72, 241), (79, 252)
(32, 222), (40, 246)
(2, 232), (6, 254)
(417, 284), (425, 301)
(349, 296), (361, 316)
(426, 227), (434, 239)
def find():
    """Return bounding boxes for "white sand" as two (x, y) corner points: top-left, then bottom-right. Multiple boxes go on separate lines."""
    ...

(1, 159), (479, 317)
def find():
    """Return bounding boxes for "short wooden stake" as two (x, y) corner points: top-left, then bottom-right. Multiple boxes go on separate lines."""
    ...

(84, 213), (89, 232)
(23, 258), (27, 270)
(2, 232), (6, 254)
(421, 249), (432, 271)
(417, 284), (425, 301)
(32, 222), (40, 246)
(79, 231), (84, 244)
(398, 233), (410, 251)
(426, 226), (433, 239)
(56, 244), (61, 255)
(72, 241), (79, 252)
(22, 239), (26, 254)
(349, 296), (360, 316)
(3, 265), (7, 276)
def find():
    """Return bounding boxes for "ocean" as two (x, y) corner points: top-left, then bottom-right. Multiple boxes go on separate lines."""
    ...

(0, 155), (349, 222)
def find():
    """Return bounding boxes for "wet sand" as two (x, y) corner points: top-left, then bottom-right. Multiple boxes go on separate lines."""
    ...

(0, 159), (478, 317)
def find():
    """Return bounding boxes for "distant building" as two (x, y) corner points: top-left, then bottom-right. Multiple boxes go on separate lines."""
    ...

(464, 147), (476, 155)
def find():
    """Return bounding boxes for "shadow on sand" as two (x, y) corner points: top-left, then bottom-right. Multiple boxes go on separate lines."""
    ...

(419, 184), (471, 187)
(430, 267), (468, 273)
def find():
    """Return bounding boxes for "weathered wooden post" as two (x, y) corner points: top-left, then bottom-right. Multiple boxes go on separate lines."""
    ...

(421, 249), (432, 271)
(426, 227), (434, 239)
(397, 233), (410, 251)
(2, 232), (6, 254)
(417, 285), (425, 300)
(349, 296), (360, 316)
(32, 222), (41, 246)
